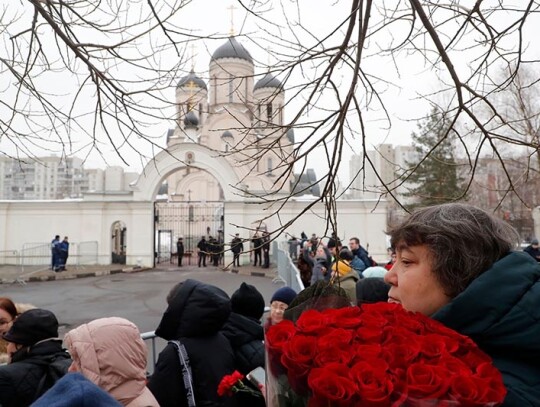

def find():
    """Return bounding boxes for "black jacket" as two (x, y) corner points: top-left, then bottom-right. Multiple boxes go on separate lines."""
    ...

(221, 313), (265, 407)
(148, 279), (236, 407)
(433, 252), (540, 407)
(221, 312), (264, 375)
(0, 340), (71, 407)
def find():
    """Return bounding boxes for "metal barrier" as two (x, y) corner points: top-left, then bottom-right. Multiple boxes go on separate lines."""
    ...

(0, 241), (99, 284)
(273, 241), (305, 293)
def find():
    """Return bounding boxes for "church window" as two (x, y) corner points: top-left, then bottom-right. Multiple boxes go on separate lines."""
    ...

(212, 76), (217, 104)
(267, 103), (272, 123)
(188, 205), (194, 221)
(229, 75), (233, 103)
(267, 157), (273, 175)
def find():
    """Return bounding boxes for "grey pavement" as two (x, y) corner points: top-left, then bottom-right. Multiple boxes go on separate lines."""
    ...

(0, 265), (283, 335)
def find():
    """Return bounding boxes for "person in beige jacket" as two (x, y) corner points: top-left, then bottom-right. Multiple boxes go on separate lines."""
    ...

(64, 317), (158, 407)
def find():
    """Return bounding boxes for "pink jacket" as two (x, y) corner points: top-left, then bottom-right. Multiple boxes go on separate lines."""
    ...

(64, 317), (158, 407)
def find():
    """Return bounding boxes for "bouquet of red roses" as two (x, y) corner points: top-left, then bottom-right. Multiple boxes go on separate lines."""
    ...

(265, 302), (506, 407)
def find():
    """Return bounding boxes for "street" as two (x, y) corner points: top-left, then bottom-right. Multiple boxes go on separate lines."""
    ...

(0, 267), (283, 336)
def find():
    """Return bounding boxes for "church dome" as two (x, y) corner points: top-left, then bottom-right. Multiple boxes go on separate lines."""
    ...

(212, 37), (253, 63)
(254, 72), (282, 91)
(221, 130), (233, 139)
(184, 111), (199, 127)
(177, 70), (207, 90)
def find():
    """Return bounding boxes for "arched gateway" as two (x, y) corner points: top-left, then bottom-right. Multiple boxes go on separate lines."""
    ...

(130, 143), (244, 265)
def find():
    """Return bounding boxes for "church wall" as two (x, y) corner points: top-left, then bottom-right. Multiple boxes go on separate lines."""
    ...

(0, 200), (154, 267)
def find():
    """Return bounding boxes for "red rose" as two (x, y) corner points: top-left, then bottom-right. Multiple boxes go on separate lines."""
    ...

(406, 363), (451, 401)
(385, 340), (422, 369)
(418, 334), (451, 359)
(308, 363), (358, 406)
(281, 334), (317, 372)
(324, 306), (364, 329)
(266, 320), (296, 376)
(356, 325), (385, 344)
(296, 309), (327, 334)
(351, 344), (393, 367)
(317, 328), (354, 350)
(314, 346), (354, 367)
(349, 360), (394, 407)
(450, 374), (507, 407)
(266, 320), (296, 354)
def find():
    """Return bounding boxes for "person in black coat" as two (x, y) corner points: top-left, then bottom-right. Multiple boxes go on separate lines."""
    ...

(176, 237), (184, 267)
(147, 279), (236, 407)
(221, 283), (265, 407)
(0, 309), (71, 407)
(523, 238), (540, 262)
(230, 234), (244, 267)
(197, 237), (207, 267)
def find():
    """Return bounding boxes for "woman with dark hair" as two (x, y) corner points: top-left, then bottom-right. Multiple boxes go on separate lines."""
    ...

(385, 203), (540, 406)
(0, 298), (17, 337)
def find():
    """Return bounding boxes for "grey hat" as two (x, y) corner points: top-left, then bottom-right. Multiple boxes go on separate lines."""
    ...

(532, 238), (539, 245)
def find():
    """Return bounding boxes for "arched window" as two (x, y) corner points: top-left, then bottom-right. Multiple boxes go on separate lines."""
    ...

(267, 157), (273, 175)
(267, 103), (272, 123)
(228, 75), (234, 103)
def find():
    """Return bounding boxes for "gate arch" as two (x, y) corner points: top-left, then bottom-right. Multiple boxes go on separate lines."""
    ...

(130, 143), (245, 202)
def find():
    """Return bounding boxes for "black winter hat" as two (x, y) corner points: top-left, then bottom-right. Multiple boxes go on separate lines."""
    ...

(3, 308), (59, 346)
(231, 282), (265, 320)
(270, 287), (297, 306)
(355, 278), (390, 305)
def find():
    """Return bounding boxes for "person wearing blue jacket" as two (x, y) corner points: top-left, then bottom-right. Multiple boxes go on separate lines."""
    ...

(385, 203), (540, 407)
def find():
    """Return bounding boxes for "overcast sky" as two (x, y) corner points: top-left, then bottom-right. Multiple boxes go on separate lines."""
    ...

(2, 1), (539, 185)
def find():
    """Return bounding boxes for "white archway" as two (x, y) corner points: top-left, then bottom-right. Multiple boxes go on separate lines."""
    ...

(130, 143), (245, 202)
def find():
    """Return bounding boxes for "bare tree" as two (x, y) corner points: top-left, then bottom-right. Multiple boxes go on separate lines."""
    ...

(3, 1), (540, 239)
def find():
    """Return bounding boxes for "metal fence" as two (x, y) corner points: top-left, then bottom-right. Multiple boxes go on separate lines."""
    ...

(0, 241), (99, 284)
(272, 241), (305, 293)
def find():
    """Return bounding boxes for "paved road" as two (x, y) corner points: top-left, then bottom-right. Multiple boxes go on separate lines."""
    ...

(0, 267), (283, 336)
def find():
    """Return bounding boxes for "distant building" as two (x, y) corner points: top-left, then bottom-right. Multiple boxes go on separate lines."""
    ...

(0, 157), (138, 200)
(348, 143), (418, 205)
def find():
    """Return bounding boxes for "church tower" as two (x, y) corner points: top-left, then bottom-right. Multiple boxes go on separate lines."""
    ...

(166, 36), (293, 202)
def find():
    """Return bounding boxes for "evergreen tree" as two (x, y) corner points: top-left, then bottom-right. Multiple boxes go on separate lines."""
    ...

(405, 108), (464, 207)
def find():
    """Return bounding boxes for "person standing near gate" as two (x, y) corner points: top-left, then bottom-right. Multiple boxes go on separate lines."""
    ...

(57, 236), (69, 272)
(176, 237), (184, 267)
(50, 235), (60, 271)
(231, 233), (244, 267)
(262, 231), (271, 269)
(252, 232), (262, 267)
(197, 236), (207, 267)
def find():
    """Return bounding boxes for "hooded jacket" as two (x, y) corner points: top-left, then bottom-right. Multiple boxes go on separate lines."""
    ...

(64, 317), (158, 407)
(31, 372), (122, 407)
(433, 252), (540, 407)
(332, 261), (360, 304)
(0, 339), (71, 407)
(147, 279), (236, 407)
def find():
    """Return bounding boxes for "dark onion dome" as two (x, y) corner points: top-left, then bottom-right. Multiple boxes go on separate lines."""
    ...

(177, 70), (207, 90)
(211, 37), (253, 64)
(221, 130), (233, 139)
(184, 111), (199, 128)
(254, 72), (282, 91)
(286, 128), (294, 143)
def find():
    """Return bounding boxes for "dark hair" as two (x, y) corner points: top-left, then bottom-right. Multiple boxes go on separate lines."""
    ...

(349, 237), (360, 245)
(388, 203), (519, 298)
(0, 298), (17, 320)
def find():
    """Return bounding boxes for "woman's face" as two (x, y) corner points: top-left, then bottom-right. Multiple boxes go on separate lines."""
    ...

(0, 308), (14, 335)
(270, 300), (288, 324)
(384, 244), (450, 316)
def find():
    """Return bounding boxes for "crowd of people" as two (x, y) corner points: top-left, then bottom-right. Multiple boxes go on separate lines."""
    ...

(2, 202), (539, 406)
